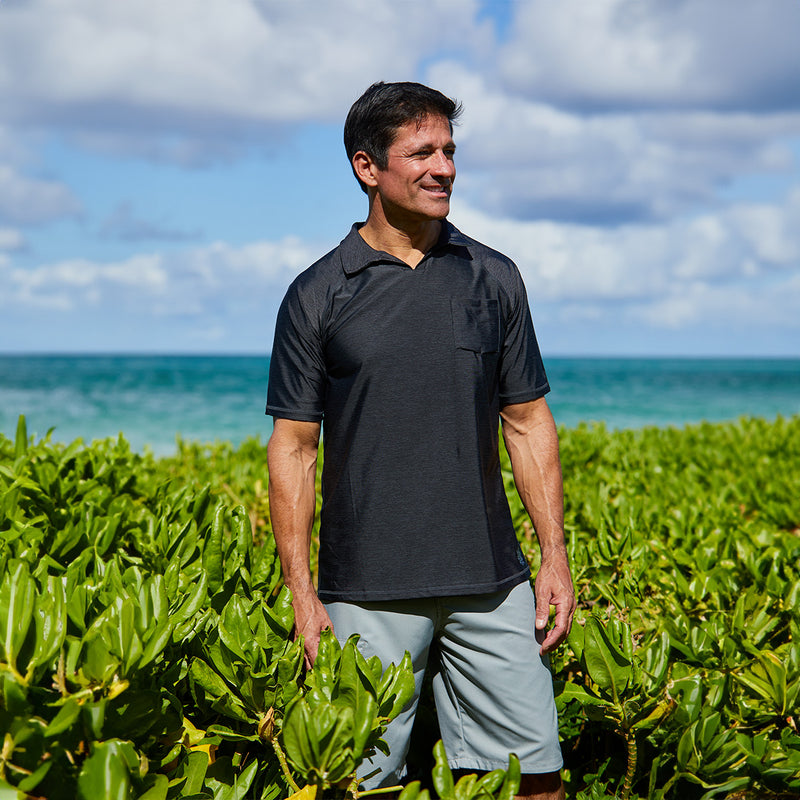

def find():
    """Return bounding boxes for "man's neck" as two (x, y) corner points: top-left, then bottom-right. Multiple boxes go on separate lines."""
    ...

(358, 215), (442, 269)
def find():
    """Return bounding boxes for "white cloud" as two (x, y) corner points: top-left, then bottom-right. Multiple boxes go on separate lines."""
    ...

(7, 254), (167, 310)
(0, 0), (490, 141)
(497, 0), (800, 111)
(0, 164), (81, 225)
(0, 227), (24, 251)
(0, 124), (80, 226)
(629, 274), (800, 331)
(3, 236), (320, 315)
(3, 0), (798, 229)
(2, 0), (799, 356)
(432, 63), (800, 224)
(728, 188), (800, 266)
(3, 203), (798, 353)
(449, 188), (800, 334)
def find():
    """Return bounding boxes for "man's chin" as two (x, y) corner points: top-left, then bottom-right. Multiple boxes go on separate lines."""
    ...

(425, 200), (451, 220)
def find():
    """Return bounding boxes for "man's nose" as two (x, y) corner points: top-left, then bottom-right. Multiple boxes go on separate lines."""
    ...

(431, 150), (455, 178)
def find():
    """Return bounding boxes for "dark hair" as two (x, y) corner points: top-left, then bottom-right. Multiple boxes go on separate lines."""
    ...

(344, 81), (462, 193)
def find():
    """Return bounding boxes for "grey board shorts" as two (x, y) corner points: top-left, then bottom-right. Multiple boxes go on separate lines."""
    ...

(324, 580), (563, 789)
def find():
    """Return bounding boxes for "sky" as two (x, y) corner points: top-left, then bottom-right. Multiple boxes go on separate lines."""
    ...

(1, 0), (800, 357)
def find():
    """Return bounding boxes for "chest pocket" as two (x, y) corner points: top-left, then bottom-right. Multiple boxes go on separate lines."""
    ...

(451, 299), (499, 353)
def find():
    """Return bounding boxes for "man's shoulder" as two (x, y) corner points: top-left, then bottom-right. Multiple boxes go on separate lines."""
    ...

(446, 223), (524, 290)
(293, 241), (344, 285)
(285, 230), (353, 300)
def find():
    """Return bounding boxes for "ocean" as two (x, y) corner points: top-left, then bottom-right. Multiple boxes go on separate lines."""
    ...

(1, 355), (798, 456)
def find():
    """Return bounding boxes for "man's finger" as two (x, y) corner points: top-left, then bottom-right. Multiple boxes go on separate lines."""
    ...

(540, 622), (567, 654)
(534, 582), (553, 628)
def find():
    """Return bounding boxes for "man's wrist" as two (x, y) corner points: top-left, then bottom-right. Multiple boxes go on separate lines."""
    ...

(283, 574), (318, 603)
(538, 541), (569, 562)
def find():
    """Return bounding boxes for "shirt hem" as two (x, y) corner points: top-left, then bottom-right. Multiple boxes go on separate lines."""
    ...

(265, 404), (323, 422)
(317, 567), (530, 603)
(499, 382), (550, 406)
(447, 755), (563, 774)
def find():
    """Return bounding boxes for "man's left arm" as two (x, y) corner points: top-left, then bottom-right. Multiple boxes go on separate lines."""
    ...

(501, 396), (576, 654)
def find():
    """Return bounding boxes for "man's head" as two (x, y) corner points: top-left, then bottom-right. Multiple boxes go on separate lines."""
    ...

(344, 81), (462, 194)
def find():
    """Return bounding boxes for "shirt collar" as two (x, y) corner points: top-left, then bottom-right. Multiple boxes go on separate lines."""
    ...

(338, 220), (473, 276)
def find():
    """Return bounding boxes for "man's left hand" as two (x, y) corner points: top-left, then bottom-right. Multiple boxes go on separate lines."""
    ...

(534, 549), (576, 654)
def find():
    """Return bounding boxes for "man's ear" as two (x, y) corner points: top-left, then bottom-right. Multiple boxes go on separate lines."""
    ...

(352, 151), (379, 189)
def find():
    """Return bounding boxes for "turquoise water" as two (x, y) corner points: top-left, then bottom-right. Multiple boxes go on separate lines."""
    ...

(1, 355), (798, 455)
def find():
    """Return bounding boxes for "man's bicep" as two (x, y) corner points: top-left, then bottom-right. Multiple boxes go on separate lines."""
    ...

(500, 396), (554, 435)
(268, 418), (321, 461)
(500, 397), (561, 497)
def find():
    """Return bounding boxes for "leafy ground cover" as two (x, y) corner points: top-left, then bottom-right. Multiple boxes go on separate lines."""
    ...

(1, 415), (799, 799)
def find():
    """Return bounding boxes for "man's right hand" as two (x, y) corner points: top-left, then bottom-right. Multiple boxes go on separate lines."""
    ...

(292, 589), (335, 668)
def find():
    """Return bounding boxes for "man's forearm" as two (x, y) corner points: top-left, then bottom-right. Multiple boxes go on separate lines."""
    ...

(267, 419), (332, 665)
(267, 419), (320, 596)
(501, 397), (575, 653)
(501, 398), (565, 552)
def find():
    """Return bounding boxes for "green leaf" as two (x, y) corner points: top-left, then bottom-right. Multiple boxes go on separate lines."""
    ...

(473, 768), (504, 797)
(377, 651), (415, 719)
(431, 740), (454, 800)
(30, 575), (66, 678)
(114, 596), (144, 674)
(219, 594), (252, 662)
(139, 617), (174, 670)
(583, 616), (632, 704)
(454, 774), (476, 800)
(497, 753), (520, 800)
(282, 700), (317, 774)
(555, 680), (613, 709)
(0, 778), (27, 800)
(82, 634), (120, 686)
(136, 774), (168, 800)
(204, 756), (258, 800)
(14, 415), (28, 459)
(203, 504), (225, 594)
(232, 505), (253, 570)
(77, 739), (137, 800)
(190, 657), (231, 698)
(183, 750), (210, 795)
(16, 760), (52, 793)
(566, 620), (585, 664)
(734, 651), (788, 716)
(44, 697), (82, 738)
(172, 571), (209, 629)
(82, 698), (108, 740)
(0, 561), (36, 677)
(398, 781), (424, 800)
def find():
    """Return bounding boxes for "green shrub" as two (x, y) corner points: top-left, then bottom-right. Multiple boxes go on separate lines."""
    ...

(2, 414), (799, 799)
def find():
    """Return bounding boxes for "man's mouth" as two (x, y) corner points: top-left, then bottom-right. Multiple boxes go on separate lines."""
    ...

(422, 184), (451, 196)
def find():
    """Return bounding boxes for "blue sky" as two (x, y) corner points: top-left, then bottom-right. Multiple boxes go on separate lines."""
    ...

(1, 0), (799, 357)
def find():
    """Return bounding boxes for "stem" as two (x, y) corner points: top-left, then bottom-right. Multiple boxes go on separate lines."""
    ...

(621, 727), (637, 800)
(56, 648), (67, 696)
(345, 773), (360, 800)
(0, 661), (27, 686)
(271, 738), (301, 793)
(357, 786), (404, 797)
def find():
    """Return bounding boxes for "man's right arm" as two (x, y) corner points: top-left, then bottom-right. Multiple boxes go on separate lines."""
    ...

(267, 417), (330, 668)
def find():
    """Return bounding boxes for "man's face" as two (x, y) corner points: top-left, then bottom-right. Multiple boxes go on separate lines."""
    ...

(371, 114), (456, 223)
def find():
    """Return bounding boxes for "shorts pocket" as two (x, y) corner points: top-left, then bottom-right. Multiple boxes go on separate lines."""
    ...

(451, 299), (499, 353)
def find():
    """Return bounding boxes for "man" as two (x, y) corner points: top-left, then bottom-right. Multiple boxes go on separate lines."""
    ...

(266, 81), (575, 800)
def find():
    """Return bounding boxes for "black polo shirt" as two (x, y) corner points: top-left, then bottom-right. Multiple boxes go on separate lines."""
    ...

(266, 221), (550, 601)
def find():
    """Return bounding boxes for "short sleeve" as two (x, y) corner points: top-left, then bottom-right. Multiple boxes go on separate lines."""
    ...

(498, 264), (550, 406)
(265, 279), (326, 421)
